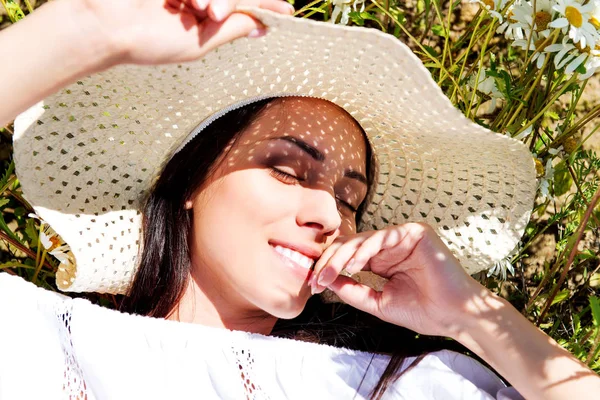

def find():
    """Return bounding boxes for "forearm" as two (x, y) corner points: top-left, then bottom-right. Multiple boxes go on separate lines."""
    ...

(0, 0), (118, 126)
(452, 289), (600, 400)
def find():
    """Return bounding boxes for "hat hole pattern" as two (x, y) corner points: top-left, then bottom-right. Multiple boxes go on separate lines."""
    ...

(13, 9), (536, 292)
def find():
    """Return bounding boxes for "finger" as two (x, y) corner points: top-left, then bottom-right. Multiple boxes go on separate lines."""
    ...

(314, 236), (366, 290)
(244, 0), (295, 15)
(208, 0), (236, 22)
(310, 240), (344, 288)
(345, 230), (388, 275)
(191, 0), (211, 11)
(327, 276), (383, 319)
(197, 13), (266, 57)
(349, 225), (423, 277)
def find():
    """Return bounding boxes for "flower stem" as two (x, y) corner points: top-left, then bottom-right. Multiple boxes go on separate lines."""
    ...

(466, 20), (497, 119)
(32, 249), (47, 284)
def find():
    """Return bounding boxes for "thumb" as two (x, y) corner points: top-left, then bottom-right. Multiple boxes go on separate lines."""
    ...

(199, 13), (266, 54)
(327, 276), (383, 319)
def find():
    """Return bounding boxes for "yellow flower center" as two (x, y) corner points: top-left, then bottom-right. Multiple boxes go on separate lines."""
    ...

(49, 236), (61, 251)
(508, 10), (517, 23)
(574, 40), (590, 53)
(565, 6), (583, 28)
(534, 158), (544, 177)
(535, 38), (548, 51)
(563, 137), (578, 154)
(591, 16), (600, 29)
(534, 11), (552, 31)
(483, 0), (495, 9)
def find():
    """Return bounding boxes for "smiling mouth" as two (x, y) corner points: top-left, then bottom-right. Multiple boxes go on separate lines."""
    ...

(271, 244), (315, 270)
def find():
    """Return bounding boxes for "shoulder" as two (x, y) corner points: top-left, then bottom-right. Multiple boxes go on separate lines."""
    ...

(0, 272), (69, 303)
(380, 349), (516, 399)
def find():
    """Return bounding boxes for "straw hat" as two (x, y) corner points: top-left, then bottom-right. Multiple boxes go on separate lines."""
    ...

(13, 7), (536, 295)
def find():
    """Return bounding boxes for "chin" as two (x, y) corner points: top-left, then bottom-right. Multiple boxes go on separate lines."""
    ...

(265, 294), (310, 320)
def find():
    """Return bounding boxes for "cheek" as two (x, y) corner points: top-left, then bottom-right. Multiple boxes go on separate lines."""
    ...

(339, 215), (357, 236)
(193, 169), (298, 239)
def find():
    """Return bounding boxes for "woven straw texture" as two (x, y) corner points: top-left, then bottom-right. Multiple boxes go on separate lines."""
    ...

(13, 8), (536, 294)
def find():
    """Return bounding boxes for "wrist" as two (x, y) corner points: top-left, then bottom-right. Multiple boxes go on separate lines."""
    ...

(61, 0), (125, 74)
(446, 283), (508, 343)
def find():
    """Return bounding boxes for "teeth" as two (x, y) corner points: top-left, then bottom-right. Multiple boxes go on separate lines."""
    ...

(273, 245), (314, 269)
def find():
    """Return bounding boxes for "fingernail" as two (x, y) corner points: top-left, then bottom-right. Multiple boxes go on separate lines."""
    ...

(211, 3), (229, 22)
(248, 28), (267, 38)
(345, 258), (355, 273)
(285, 2), (295, 14)
(317, 267), (335, 287)
(194, 0), (208, 10)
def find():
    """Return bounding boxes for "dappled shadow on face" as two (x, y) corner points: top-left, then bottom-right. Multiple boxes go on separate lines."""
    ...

(185, 96), (370, 323)
(218, 96), (369, 239)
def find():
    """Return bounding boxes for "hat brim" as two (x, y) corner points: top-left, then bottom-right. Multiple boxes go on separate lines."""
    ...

(13, 8), (536, 294)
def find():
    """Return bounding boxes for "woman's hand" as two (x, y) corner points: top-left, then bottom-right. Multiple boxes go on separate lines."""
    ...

(0, 0), (293, 126)
(310, 223), (484, 337)
(82, 0), (295, 66)
(311, 224), (600, 400)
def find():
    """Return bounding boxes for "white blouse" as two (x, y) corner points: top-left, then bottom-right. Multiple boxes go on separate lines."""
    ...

(0, 273), (524, 399)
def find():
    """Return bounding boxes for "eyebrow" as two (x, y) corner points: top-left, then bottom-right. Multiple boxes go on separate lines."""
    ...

(272, 136), (368, 185)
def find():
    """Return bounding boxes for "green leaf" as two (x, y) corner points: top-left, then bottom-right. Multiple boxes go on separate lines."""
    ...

(3, 0), (25, 23)
(0, 160), (15, 194)
(431, 24), (448, 38)
(422, 45), (439, 57)
(24, 217), (39, 245)
(348, 11), (366, 26)
(348, 11), (385, 30)
(551, 289), (570, 306)
(0, 198), (9, 209)
(590, 296), (600, 328)
(573, 314), (581, 336)
(575, 64), (587, 75)
(553, 160), (573, 196)
(0, 209), (22, 244)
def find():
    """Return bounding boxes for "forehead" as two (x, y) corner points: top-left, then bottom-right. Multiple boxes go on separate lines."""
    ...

(236, 97), (367, 167)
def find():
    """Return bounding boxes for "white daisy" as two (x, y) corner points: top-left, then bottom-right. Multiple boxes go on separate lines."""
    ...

(549, 0), (598, 49)
(472, 0), (508, 22)
(28, 212), (73, 265)
(488, 243), (520, 280)
(498, 0), (553, 39)
(514, 124), (533, 140)
(590, 0), (600, 29)
(513, 31), (551, 68)
(497, 2), (526, 39)
(545, 36), (579, 68)
(539, 158), (554, 199)
(330, 0), (366, 25)
(532, 0), (554, 32)
(467, 70), (505, 113)
(579, 54), (600, 79)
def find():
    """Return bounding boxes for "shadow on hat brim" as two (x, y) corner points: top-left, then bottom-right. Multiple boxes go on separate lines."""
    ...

(13, 8), (536, 294)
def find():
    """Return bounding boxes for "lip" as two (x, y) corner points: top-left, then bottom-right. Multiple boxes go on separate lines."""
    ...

(271, 245), (314, 282)
(268, 240), (322, 260)
(269, 241), (320, 283)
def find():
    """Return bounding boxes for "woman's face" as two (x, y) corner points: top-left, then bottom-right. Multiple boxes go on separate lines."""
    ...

(186, 97), (368, 319)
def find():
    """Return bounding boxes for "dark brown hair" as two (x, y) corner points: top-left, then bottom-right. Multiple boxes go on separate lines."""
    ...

(120, 97), (456, 398)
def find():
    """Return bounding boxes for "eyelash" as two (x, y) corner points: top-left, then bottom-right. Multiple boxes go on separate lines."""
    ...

(269, 167), (302, 184)
(269, 167), (358, 213)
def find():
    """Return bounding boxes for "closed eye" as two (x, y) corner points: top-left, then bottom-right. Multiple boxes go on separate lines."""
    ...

(336, 197), (358, 213)
(269, 167), (303, 184)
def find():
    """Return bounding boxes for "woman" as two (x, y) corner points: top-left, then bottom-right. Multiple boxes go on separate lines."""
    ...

(0, 0), (599, 399)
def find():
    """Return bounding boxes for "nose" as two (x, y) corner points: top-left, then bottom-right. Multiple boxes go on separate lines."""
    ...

(296, 188), (342, 238)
